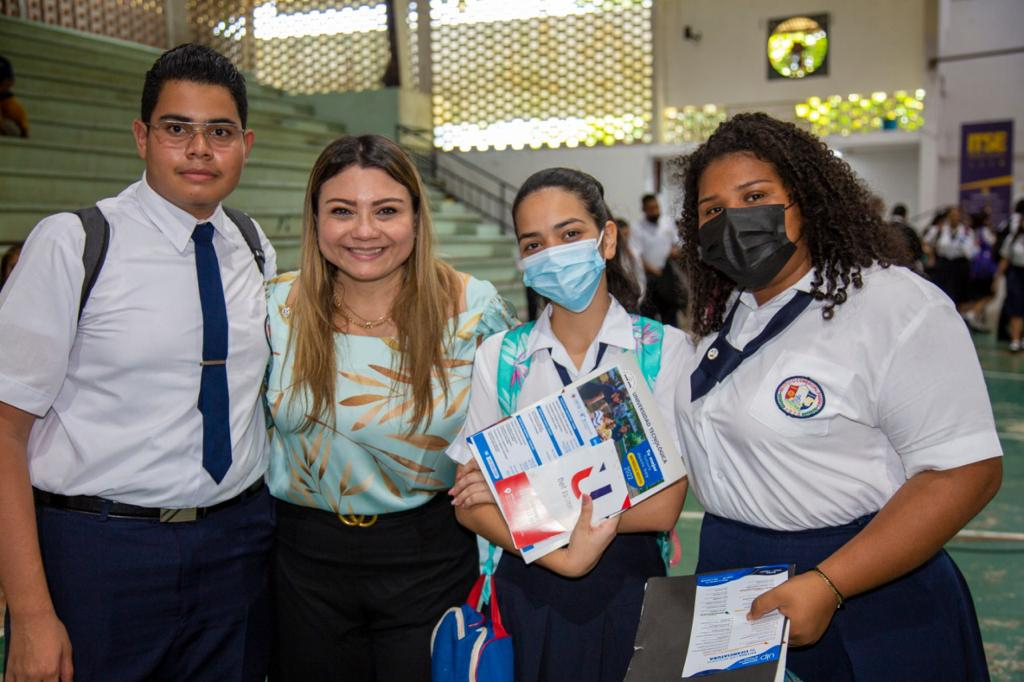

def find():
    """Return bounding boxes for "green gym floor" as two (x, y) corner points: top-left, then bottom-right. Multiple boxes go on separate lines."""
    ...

(0, 336), (1020, 677)
(668, 333), (1024, 680)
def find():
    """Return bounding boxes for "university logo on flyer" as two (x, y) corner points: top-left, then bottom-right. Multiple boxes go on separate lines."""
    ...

(960, 120), (1014, 226)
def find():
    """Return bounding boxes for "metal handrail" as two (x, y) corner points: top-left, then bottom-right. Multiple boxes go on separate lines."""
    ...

(396, 124), (517, 234)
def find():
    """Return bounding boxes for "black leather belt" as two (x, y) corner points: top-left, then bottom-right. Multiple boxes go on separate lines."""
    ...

(33, 478), (265, 523)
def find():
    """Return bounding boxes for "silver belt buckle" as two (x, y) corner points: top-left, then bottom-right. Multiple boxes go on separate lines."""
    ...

(160, 507), (199, 523)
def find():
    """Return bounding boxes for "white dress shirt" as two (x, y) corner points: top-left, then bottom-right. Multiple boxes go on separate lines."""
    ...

(924, 223), (978, 260)
(675, 265), (1002, 531)
(0, 176), (277, 507)
(1000, 224), (1024, 267)
(632, 216), (678, 271)
(447, 295), (693, 466)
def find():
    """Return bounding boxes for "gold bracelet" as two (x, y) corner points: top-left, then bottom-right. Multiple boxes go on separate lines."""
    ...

(811, 567), (845, 609)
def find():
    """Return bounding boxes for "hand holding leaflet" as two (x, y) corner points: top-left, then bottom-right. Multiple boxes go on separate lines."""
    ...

(466, 356), (684, 563)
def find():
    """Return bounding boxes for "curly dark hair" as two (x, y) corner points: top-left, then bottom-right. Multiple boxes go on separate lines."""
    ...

(677, 112), (909, 337)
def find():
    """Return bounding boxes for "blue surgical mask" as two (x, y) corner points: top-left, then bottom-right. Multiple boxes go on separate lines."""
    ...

(522, 232), (606, 313)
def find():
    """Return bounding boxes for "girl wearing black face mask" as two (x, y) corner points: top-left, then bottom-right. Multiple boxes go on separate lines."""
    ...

(673, 113), (1001, 681)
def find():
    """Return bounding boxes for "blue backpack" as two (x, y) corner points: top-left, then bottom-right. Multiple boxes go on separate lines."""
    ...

(431, 546), (513, 682)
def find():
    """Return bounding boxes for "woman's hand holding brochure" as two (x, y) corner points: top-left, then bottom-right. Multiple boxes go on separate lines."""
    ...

(450, 460), (498, 509)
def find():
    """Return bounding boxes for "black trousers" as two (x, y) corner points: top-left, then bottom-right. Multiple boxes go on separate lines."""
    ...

(271, 494), (478, 682)
(7, 488), (274, 682)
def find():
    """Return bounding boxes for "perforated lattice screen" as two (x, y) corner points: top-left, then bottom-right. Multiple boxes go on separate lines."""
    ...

(8, 0), (166, 47)
(430, 0), (653, 151)
(0, 0), (22, 17)
(188, 0), (399, 94)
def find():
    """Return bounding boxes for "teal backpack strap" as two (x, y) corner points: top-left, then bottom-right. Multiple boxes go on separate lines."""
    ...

(478, 542), (498, 608)
(495, 321), (537, 418)
(628, 315), (677, 569)
(629, 315), (664, 391)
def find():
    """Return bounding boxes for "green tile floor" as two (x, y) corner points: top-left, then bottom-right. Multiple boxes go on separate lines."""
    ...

(669, 333), (1024, 680)
(1, 336), (1020, 677)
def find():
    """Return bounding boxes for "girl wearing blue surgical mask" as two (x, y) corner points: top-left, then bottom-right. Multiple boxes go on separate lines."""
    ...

(445, 168), (690, 682)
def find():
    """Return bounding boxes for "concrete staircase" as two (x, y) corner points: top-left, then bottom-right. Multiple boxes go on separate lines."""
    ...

(0, 15), (524, 313)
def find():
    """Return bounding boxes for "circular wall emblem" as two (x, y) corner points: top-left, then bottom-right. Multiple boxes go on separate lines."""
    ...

(775, 376), (825, 419)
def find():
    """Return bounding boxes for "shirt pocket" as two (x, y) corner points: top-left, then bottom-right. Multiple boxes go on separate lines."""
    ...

(746, 350), (855, 438)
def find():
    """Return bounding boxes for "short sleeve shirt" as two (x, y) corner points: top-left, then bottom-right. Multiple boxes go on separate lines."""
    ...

(674, 265), (1002, 531)
(447, 296), (693, 468)
(0, 177), (277, 507)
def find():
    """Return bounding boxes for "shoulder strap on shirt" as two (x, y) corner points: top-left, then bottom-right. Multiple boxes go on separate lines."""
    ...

(495, 315), (664, 416)
(74, 206), (111, 321)
(74, 205), (265, 320)
(495, 321), (537, 417)
(223, 206), (266, 275)
(628, 314), (664, 391)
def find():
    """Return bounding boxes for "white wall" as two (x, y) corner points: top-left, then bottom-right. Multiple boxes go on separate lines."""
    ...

(922, 0), (1024, 215)
(656, 0), (928, 113)
(839, 144), (921, 218)
(454, 0), (1024, 225)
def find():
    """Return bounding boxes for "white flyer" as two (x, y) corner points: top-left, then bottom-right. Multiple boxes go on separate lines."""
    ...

(467, 355), (684, 563)
(681, 565), (790, 678)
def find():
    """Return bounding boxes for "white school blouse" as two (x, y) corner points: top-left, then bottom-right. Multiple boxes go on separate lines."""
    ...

(674, 265), (1002, 531)
(447, 295), (692, 468)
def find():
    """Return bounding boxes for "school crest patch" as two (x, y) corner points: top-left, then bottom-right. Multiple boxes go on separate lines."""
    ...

(775, 376), (825, 419)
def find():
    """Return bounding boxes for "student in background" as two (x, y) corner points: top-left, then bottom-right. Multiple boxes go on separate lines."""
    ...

(995, 205), (1024, 352)
(615, 216), (646, 299)
(675, 113), (1001, 681)
(447, 167), (689, 682)
(634, 193), (683, 326)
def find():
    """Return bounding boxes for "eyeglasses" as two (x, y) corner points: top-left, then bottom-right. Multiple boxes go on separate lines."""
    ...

(147, 120), (245, 149)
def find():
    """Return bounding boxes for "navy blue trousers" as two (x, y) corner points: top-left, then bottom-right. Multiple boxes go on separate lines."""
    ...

(697, 513), (989, 682)
(494, 532), (664, 682)
(5, 487), (274, 682)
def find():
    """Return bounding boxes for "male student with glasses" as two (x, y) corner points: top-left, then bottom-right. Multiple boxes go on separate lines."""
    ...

(0, 44), (277, 682)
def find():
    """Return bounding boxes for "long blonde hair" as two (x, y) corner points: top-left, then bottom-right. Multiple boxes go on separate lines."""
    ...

(288, 135), (459, 433)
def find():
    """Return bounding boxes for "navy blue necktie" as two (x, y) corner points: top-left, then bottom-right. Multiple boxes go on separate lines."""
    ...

(192, 222), (232, 483)
(690, 291), (813, 402)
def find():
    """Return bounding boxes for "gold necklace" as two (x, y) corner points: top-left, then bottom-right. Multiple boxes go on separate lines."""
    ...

(332, 293), (392, 330)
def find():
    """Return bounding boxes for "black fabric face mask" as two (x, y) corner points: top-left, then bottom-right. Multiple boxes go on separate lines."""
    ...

(697, 203), (797, 290)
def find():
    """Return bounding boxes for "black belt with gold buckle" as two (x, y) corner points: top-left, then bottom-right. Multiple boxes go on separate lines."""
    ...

(33, 479), (265, 523)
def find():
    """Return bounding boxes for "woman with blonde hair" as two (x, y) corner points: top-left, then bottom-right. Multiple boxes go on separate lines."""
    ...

(265, 134), (515, 681)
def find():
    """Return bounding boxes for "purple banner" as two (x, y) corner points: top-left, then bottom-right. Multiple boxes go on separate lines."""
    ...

(960, 120), (1014, 226)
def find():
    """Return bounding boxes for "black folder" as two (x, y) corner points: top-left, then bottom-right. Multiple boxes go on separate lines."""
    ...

(625, 571), (792, 681)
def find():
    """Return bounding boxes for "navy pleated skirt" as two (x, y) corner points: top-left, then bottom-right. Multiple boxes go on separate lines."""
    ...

(493, 532), (664, 682)
(697, 513), (989, 682)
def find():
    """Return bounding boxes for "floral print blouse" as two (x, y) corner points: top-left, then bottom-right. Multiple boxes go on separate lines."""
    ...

(265, 272), (516, 515)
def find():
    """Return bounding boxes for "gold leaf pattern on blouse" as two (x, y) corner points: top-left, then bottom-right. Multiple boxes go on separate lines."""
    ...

(352, 402), (387, 431)
(368, 363), (413, 384)
(339, 370), (390, 388)
(456, 312), (482, 340)
(388, 433), (450, 451)
(377, 397), (414, 424)
(374, 447), (437, 473)
(443, 384), (471, 419)
(339, 394), (389, 406)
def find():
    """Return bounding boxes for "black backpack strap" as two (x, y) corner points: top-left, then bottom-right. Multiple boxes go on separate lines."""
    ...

(223, 206), (266, 275)
(73, 206), (110, 321)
